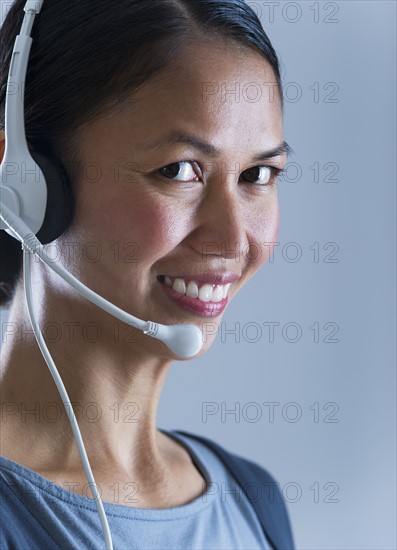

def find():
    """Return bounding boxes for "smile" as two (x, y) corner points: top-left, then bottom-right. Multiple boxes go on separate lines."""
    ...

(157, 273), (240, 317)
(159, 275), (231, 303)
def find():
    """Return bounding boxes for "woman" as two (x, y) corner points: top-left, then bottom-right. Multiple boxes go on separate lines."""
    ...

(0, 0), (294, 548)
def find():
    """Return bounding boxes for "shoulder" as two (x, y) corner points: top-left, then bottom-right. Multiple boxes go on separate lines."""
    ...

(169, 428), (281, 485)
(0, 463), (59, 548)
(169, 429), (295, 550)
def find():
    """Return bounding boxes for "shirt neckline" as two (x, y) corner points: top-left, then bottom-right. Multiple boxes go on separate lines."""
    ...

(0, 428), (216, 520)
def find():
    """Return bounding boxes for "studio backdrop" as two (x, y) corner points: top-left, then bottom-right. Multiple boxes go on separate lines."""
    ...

(1, 1), (396, 549)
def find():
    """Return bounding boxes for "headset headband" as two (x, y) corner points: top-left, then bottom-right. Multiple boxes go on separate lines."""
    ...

(1, 0), (74, 243)
(4, 1), (44, 161)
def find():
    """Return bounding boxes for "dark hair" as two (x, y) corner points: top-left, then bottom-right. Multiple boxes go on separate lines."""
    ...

(0, 0), (283, 307)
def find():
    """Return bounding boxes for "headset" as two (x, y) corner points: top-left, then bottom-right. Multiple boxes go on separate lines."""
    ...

(0, 1), (204, 548)
(0, 1), (203, 357)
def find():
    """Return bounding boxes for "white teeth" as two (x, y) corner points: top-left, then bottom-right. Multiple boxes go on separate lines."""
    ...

(162, 276), (232, 302)
(212, 285), (224, 303)
(222, 283), (231, 299)
(198, 284), (214, 303)
(172, 278), (186, 295)
(186, 281), (199, 299)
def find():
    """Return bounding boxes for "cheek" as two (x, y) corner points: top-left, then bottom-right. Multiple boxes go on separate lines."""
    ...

(96, 195), (191, 259)
(248, 196), (280, 266)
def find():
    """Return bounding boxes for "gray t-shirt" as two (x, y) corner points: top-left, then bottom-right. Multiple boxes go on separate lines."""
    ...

(0, 429), (272, 549)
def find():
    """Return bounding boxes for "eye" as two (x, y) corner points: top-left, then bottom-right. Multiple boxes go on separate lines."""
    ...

(157, 161), (200, 182)
(240, 165), (282, 186)
(155, 161), (283, 186)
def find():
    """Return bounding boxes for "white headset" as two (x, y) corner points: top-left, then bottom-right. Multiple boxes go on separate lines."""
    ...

(0, 0), (202, 358)
(0, 2), (204, 548)
(0, 0), (203, 357)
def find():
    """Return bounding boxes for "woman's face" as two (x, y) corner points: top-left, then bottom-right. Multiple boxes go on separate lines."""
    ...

(55, 40), (286, 358)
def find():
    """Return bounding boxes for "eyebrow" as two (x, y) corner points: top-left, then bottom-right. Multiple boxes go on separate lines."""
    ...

(141, 131), (293, 161)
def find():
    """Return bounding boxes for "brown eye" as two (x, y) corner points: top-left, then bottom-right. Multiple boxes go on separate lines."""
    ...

(241, 166), (272, 185)
(158, 161), (199, 182)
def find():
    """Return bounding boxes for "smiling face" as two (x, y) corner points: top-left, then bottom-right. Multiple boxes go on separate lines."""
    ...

(54, 39), (287, 358)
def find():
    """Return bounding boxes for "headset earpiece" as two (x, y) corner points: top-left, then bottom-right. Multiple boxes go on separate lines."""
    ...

(29, 149), (74, 244)
(0, 0), (73, 245)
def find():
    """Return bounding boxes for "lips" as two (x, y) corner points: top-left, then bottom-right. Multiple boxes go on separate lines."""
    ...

(157, 272), (240, 317)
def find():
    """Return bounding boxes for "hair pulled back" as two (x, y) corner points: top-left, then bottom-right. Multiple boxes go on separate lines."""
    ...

(0, 0), (283, 307)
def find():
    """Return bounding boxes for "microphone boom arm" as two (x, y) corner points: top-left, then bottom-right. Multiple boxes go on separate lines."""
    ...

(0, 201), (203, 357)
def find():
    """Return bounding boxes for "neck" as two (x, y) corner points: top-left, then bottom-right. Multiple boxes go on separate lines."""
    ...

(0, 278), (174, 480)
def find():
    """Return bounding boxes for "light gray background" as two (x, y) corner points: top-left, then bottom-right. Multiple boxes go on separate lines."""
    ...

(1, 1), (396, 549)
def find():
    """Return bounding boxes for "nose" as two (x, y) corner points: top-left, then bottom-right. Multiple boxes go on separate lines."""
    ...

(189, 183), (250, 262)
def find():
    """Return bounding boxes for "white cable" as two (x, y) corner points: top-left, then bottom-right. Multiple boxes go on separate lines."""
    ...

(0, 202), (203, 357)
(22, 247), (114, 550)
(0, 201), (202, 548)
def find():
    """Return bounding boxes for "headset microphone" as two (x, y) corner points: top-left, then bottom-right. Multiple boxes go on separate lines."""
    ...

(0, 2), (204, 548)
(1, 201), (204, 358)
(0, 0), (203, 359)
(0, 201), (204, 358)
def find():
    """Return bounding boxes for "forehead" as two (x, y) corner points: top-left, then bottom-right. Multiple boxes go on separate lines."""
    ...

(139, 39), (279, 100)
(78, 40), (283, 158)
